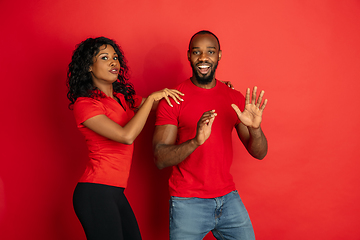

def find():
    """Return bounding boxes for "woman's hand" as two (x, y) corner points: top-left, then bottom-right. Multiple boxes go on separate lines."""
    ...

(220, 80), (234, 89)
(149, 88), (184, 107)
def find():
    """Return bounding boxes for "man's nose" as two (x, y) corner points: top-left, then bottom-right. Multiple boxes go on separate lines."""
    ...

(198, 52), (208, 61)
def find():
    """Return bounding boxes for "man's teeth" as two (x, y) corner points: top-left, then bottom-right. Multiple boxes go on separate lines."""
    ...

(199, 66), (209, 68)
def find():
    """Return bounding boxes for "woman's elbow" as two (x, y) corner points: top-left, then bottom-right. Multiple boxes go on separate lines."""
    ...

(123, 139), (134, 145)
(118, 134), (135, 145)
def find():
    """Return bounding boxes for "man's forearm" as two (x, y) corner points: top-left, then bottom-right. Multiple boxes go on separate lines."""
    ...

(154, 139), (199, 169)
(247, 127), (268, 160)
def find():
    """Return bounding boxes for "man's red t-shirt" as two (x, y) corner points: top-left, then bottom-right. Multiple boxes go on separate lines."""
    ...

(155, 79), (245, 198)
(73, 91), (142, 188)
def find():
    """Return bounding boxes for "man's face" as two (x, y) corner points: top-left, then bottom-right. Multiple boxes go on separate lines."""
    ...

(188, 34), (222, 84)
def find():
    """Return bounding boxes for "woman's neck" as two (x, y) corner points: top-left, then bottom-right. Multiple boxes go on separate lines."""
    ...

(94, 83), (114, 98)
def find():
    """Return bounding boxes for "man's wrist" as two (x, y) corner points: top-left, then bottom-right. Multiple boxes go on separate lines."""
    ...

(248, 126), (262, 136)
(190, 138), (201, 147)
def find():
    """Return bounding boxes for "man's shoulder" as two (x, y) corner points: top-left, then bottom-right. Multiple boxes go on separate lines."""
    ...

(216, 80), (244, 96)
(174, 78), (192, 91)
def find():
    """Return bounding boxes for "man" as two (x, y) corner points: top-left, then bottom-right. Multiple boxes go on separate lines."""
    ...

(153, 30), (268, 240)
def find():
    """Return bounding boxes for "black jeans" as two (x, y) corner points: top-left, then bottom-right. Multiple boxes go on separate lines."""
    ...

(73, 183), (142, 240)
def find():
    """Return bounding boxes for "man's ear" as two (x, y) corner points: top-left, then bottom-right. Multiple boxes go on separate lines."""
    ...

(218, 50), (222, 61)
(187, 51), (191, 61)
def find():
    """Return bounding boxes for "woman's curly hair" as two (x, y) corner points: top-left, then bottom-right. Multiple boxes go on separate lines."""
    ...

(67, 37), (136, 109)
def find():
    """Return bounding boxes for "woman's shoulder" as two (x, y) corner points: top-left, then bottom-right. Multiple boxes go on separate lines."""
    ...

(74, 96), (105, 111)
(74, 96), (100, 104)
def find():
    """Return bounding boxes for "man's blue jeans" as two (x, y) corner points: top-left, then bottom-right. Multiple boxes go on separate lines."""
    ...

(169, 190), (255, 240)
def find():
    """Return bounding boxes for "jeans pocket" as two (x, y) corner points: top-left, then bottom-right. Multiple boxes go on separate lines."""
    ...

(170, 196), (194, 209)
(171, 196), (194, 201)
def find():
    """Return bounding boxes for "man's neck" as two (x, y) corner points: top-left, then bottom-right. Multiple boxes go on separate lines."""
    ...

(190, 76), (216, 89)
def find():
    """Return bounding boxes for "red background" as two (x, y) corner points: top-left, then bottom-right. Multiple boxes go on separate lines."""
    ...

(1, 0), (359, 239)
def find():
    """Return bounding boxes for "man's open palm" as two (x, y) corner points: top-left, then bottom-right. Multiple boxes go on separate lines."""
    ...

(232, 86), (267, 129)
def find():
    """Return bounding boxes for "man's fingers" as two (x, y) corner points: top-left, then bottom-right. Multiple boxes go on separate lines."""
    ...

(245, 88), (250, 105)
(198, 110), (217, 126)
(245, 87), (267, 110)
(256, 90), (265, 108)
(251, 86), (257, 105)
(202, 110), (216, 117)
(260, 99), (268, 111)
(231, 104), (242, 117)
(200, 114), (216, 124)
(208, 115), (215, 128)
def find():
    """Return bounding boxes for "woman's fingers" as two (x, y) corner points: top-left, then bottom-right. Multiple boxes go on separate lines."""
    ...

(166, 90), (182, 104)
(162, 89), (184, 105)
(163, 93), (172, 107)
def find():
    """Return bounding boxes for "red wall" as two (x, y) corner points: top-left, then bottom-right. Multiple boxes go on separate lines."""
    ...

(1, 1), (360, 239)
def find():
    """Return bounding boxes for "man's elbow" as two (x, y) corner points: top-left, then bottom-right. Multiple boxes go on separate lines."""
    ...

(253, 150), (267, 160)
(256, 154), (266, 160)
(154, 157), (166, 170)
(153, 144), (165, 169)
(156, 163), (166, 170)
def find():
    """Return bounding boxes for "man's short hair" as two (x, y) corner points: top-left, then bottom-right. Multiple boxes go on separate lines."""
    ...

(188, 30), (221, 51)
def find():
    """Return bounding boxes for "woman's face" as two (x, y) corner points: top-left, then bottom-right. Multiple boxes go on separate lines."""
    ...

(89, 44), (120, 85)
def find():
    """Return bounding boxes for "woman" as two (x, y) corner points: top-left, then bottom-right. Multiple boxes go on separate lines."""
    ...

(67, 37), (183, 240)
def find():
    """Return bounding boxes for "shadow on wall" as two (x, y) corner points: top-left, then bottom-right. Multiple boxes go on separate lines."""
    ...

(135, 43), (188, 95)
(39, 37), (89, 240)
(0, 178), (4, 222)
(125, 43), (187, 239)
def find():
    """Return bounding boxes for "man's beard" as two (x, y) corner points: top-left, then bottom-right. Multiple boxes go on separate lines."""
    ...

(192, 62), (218, 84)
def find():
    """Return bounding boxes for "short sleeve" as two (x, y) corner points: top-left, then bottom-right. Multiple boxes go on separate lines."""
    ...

(73, 97), (106, 127)
(155, 98), (179, 126)
(233, 90), (246, 126)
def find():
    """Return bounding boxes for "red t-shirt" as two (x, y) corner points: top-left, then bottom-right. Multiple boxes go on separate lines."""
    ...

(73, 91), (142, 188)
(155, 79), (245, 198)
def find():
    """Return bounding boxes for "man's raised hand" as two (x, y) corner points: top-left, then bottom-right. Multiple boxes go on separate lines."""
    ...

(231, 86), (267, 129)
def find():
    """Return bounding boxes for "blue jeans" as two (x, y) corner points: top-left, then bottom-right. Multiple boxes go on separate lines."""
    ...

(169, 190), (255, 240)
